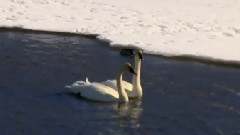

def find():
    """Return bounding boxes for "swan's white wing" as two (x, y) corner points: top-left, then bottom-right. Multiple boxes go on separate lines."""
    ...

(66, 82), (119, 102)
(100, 80), (140, 98)
(101, 80), (133, 92)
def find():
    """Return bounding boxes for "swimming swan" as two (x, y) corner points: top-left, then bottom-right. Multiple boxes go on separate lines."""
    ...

(101, 50), (143, 98)
(66, 62), (136, 103)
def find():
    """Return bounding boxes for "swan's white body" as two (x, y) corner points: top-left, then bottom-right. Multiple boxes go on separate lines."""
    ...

(66, 63), (134, 102)
(101, 80), (132, 93)
(101, 51), (142, 98)
(66, 80), (120, 102)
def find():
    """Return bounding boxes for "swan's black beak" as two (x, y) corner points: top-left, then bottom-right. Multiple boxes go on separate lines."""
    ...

(129, 66), (137, 75)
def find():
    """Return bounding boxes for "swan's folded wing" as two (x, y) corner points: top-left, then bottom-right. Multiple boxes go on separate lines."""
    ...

(84, 83), (120, 102)
(101, 80), (133, 91)
(67, 82), (120, 102)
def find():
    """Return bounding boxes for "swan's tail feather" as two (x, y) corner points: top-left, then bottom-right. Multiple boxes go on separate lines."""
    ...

(65, 85), (72, 89)
(86, 77), (90, 83)
(65, 85), (80, 94)
(65, 78), (90, 94)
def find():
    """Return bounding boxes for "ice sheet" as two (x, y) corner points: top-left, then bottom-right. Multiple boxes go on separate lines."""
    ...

(1, 0), (240, 63)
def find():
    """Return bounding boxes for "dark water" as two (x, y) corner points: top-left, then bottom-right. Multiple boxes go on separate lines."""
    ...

(0, 31), (240, 135)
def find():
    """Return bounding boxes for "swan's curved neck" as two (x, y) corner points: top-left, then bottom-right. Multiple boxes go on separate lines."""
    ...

(131, 54), (142, 98)
(132, 55), (141, 86)
(117, 70), (128, 102)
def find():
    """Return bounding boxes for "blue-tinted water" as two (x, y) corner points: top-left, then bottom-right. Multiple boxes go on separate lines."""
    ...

(0, 31), (240, 135)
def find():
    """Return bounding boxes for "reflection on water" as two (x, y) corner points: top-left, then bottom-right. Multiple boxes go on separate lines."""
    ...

(105, 100), (143, 135)
(115, 100), (142, 120)
(0, 31), (240, 135)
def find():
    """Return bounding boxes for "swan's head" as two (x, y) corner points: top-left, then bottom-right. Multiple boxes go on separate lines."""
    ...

(136, 50), (143, 60)
(124, 62), (137, 75)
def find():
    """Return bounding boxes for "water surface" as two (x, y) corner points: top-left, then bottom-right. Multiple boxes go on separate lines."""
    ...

(0, 32), (240, 135)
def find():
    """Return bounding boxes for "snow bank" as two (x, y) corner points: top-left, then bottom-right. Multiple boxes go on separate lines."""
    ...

(1, 0), (240, 63)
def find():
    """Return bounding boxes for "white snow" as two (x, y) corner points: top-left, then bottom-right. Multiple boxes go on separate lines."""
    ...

(1, 0), (240, 63)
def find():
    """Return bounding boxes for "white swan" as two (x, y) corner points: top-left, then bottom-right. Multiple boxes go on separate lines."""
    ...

(101, 50), (143, 98)
(66, 62), (136, 103)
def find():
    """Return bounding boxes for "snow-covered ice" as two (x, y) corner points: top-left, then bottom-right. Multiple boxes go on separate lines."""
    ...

(1, 0), (240, 63)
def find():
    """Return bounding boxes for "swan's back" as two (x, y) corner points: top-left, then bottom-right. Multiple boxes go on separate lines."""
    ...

(66, 82), (120, 102)
(101, 80), (133, 91)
